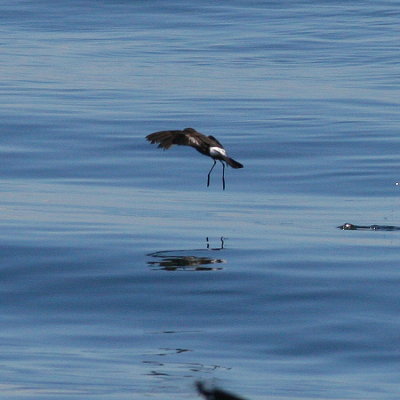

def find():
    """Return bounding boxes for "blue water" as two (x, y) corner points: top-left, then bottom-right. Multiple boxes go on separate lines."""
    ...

(1, 1), (400, 399)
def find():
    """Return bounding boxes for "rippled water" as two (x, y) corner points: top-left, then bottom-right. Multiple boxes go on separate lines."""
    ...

(1, 1), (400, 399)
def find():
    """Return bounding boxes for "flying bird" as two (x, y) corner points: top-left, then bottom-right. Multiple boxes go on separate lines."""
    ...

(146, 128), (243, 190)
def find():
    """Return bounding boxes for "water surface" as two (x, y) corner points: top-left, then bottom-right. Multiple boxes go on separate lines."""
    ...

(1, 1), (400, 399)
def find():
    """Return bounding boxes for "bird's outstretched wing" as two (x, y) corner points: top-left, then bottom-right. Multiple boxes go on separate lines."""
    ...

(146, 130), (186, 149)
(146, 128), (220, 150)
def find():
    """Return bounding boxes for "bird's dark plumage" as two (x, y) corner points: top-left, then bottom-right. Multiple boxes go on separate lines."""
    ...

(146, 128), (243, 190)
(146, 128), (243, 167)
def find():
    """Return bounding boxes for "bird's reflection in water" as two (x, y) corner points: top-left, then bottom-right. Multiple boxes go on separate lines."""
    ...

(147, 237), (226, 271)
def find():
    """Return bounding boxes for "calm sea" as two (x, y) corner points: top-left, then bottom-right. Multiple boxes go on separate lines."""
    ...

(1, 1), (400, 399)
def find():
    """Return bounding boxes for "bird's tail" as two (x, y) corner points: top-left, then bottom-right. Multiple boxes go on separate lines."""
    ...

(224, 157), (243, 169)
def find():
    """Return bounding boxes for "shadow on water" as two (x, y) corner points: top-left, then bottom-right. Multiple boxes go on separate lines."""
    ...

(338, 222), (400, 231)
(147, 237), (226, 271)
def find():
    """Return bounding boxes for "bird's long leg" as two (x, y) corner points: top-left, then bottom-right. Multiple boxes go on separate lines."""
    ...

(220, 160), (226, 190)
(207, 160), (217, 187)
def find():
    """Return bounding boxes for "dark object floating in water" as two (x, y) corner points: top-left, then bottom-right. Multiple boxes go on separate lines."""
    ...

(338, 223), (400, 231)
(146, 128), (243, 190)
(196, 381), (247, 400)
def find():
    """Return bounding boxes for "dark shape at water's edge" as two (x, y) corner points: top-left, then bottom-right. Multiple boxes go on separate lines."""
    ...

(147, 237), (226, 271)
(196, 381), (247, 400)
(338, 223), (400, 231)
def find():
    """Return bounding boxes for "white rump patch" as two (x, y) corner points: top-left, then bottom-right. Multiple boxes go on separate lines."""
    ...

(209, 146), (227, 157)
